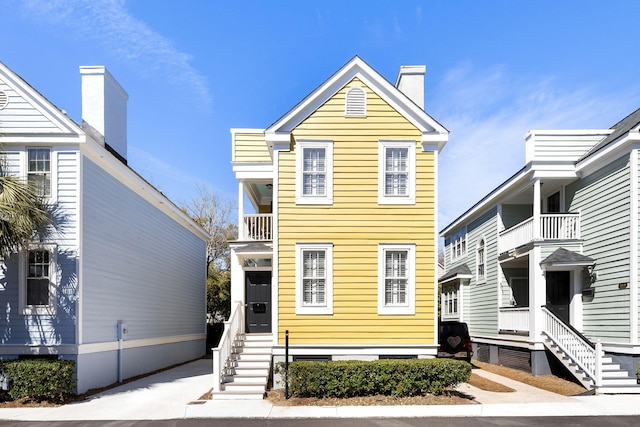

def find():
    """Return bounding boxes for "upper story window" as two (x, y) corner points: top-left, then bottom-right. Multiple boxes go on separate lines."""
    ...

(450, 227), (467, 261)
(345, 86), (366, 116)
(20, 243), (57, 315)
(378, 140), (415, 205)
(296, 140), (333, 205)
(296, 243), (333, 315)
(476, 238), (485, 282)
(27, 148), (51, 197)
(378, 243), (416, 315)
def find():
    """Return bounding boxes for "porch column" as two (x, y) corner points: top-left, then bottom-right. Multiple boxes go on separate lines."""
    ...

(529, 246), (545, 344)
(238, 181), (245, 240)
(532, 178), (541, 240)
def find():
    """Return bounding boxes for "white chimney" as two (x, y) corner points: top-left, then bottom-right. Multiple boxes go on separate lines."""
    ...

(80, 66), (129, 162)
(395, 65), (426, 109)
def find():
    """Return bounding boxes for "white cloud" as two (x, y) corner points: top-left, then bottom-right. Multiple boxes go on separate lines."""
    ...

(21, 0), (211, 107)
(433, 63), (640, 231)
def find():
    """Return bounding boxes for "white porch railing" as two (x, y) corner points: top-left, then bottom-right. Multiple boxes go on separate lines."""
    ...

(242, 214), (272, 241)
(212, 301), (244, 393)
(499, 213), (581, 253)
(542, 306), (602, 387)
(498, 307), (530, 332)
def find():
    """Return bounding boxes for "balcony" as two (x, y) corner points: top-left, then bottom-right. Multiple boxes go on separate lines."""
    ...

(499, 307), (530, 333)
(241, 214), (273, 241)
(498, 213), (580, 254)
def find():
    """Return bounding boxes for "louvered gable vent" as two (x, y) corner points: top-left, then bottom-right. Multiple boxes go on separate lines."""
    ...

(345, 86), (366, 116)
(0, 90), (8, 109)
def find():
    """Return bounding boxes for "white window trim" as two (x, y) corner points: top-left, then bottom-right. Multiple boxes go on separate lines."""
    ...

(21, 147), (57, 202)
(378, 243), (416, 315)
(295, 140), (334, 205)
(476, 237), (486, 284)
(441, 282), (460, 320)
(296, 243), (333, 315)
(378, 140), (416, 205)
(451, 234), (467, 262)
(19, 243), (57, 315)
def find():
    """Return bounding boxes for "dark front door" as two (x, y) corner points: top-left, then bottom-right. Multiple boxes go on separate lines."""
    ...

(546, 271), (570, 324)
(246, 271), (272, 333)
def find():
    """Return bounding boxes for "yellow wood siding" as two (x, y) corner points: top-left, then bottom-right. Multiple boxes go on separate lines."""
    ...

(277, 78), (436, 345)
(233, 131), (271, 162)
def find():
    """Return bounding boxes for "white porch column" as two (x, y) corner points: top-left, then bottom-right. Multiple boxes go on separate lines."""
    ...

(529, 246), (545, 344)
(238, 181), (245, 240)
(532, 178), (541, 240)
(230, 248), (245, 309)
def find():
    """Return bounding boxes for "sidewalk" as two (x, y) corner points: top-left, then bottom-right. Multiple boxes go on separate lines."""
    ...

(0, 358), (639, 421)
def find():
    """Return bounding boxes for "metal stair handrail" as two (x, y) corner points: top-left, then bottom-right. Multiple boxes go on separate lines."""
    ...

(542, 306), (602, 387)
(212, 301), (245, 393)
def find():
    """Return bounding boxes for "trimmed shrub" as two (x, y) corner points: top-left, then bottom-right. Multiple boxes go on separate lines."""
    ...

(3, 359), (75, 401)
(285, 358), (470, 398)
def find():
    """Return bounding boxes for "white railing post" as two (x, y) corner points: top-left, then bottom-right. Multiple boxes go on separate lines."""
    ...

(211, 301), (245, 395)
(595, 340), (602, 390)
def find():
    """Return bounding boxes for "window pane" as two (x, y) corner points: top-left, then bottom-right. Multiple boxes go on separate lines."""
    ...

(302, 148), (326, 196)
(27, 149), (51, 196)
(26, 249), (50, 306)
(384, 148), (408, 196)
(384, 250), (407, 305)
(302, 250), (326, 305)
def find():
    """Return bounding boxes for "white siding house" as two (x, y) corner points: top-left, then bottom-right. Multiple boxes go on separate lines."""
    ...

(440, 108), (640, 394)
(0, 60), (209, 393)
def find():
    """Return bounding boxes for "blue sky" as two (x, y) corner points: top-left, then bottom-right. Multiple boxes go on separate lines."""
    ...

(2, 0), (640, 232)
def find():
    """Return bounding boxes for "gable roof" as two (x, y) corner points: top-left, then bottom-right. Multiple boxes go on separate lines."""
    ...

(264, 56), (449, 151)
(439, 263), (473, 283)
(579, 107), (640, 162)
(0, 60), (84, 140)
(541, 248), (594, 267)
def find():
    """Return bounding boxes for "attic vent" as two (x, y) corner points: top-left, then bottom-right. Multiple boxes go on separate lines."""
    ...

(0, 91), (8, 110)
(345, 86), (366, 116)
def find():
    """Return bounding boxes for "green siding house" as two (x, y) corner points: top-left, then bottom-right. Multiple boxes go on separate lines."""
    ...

(440, 108), (640, 394)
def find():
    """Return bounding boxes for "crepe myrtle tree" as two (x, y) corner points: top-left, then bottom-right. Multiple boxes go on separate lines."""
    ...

(185, 186), (237, 321)
(0, 147), (51, 259)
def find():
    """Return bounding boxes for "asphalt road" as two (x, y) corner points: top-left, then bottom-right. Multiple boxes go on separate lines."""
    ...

(2, 417), (640, 427)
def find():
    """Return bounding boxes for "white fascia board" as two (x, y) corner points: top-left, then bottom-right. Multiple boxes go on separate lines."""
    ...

(81, 140), (210, 241)
(0, 133), (87, 145)
(0, 62), (82, 135)
(421, 133), (449, 152)
(440, 166), (533, 237)
(438, 274), (472, 285)
(265, 57), (448, 137)
(525, 129), (612, 138)
(231, 161), (273, 175)
(577, 134), (639, 177)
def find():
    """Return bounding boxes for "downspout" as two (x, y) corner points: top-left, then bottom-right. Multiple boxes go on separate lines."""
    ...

(630, 148), (639, 345)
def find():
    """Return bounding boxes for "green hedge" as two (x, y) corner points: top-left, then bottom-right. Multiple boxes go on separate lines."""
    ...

(3, 359), (75, 401)
(284, 358), (471, 398)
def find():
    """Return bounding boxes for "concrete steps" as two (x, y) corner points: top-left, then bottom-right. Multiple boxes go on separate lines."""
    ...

(212, 333), (273, 400)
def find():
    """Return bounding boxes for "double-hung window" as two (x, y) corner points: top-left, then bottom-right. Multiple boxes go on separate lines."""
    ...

(27, 148), (51, 197)
(296, 243), (333, 314)
(20, 244), (56, 314)
(378, 140), (415, 204)
(378, 243), (415, 315)
(476, 238), (486, 283)
(296, 140), (333, 204)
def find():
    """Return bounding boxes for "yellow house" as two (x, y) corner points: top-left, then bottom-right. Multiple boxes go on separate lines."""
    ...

(215, 56), (448, 398)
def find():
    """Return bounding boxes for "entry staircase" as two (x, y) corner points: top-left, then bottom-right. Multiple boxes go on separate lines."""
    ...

(212, 302), (273, 400)
(542, 307), (640, 394)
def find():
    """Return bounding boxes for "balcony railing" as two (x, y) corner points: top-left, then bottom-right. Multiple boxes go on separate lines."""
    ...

(498, 213), (580, 253)
(498, 307), (530, 333)
(242, 214), (273, 241)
